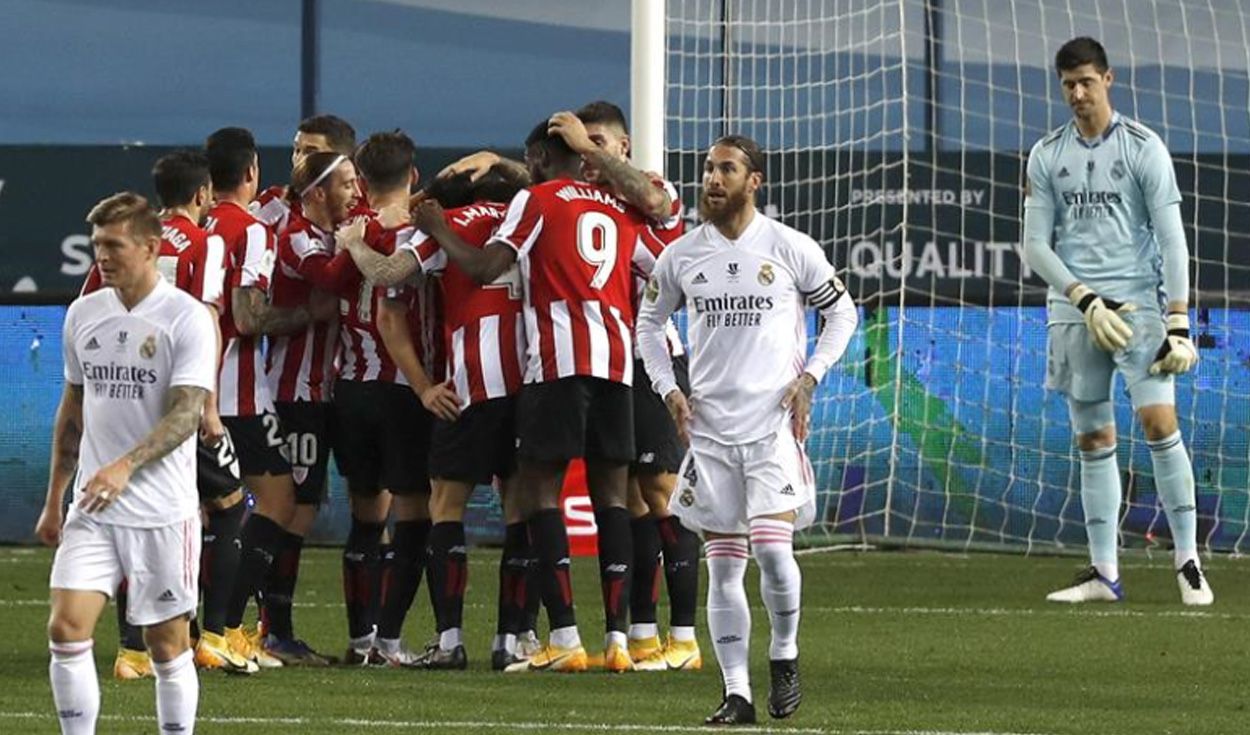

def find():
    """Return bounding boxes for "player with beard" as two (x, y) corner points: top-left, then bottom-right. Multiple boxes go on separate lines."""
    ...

(326, 131), (443, 666)
(260, 152), (361, 665)
(637, 136), (858, 724)
(252, 115), (357, 234)
(203, 127), (334, 670)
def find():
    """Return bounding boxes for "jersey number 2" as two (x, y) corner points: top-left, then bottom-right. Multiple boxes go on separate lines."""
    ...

(576, 212), (618, 290)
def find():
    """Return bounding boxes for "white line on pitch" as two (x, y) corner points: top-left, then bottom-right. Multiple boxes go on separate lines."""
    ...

(0, 711), (1053, 735)
(0, 598), (1242, 621)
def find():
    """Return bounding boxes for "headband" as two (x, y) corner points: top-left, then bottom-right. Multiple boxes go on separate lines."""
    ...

(300, 154), (348, 197)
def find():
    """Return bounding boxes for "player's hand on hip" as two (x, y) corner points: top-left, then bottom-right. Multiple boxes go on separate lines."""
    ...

(79, 458), (132, 514)
(420, 381), (462, 422)
(664, 390), (693, 446)
(782, 373), (818, 443)
(1068, 283), (1136, 352)
(34, 504), (63, 547)
(1150, 312), (1199, 375)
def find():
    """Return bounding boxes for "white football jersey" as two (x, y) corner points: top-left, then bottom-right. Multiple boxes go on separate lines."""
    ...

(63, 278), (217, 527)
(639, 211), (836, 445)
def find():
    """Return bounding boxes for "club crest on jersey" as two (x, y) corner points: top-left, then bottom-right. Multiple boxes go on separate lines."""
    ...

(1111, 160), (1126, 180)
(645, 276), (660, 303)
(757, 263), (775, 286)
(678, 487), (695, 508)
(139, 334), (157, 360)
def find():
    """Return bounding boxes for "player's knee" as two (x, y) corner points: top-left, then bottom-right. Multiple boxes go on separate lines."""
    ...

(47, 614), (91, 644)
(1076, 428), (1116, 452)
(1137, 404), (1179, 441)
(640, 474), (675, 515)
(142, 618), (191, 662)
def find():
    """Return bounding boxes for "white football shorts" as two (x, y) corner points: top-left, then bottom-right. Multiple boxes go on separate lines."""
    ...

(670, 424), (816, 535)
(50, 508), (200, 627)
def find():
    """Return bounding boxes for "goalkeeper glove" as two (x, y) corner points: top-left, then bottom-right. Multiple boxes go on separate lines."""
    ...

(1068, 283), (1136, 352)
(1149, 312), (1198, 375)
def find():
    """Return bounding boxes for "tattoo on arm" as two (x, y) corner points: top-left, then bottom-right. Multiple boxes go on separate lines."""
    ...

(51, 384), (83, 479)
(123, 386), (209, 471)
(347, 245), (418, 287)
(233, 287), (311, 337)
(583, 151), (671, 221)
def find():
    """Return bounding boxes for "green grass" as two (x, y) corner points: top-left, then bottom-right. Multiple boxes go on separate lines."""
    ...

(1, 547), (1247, 734)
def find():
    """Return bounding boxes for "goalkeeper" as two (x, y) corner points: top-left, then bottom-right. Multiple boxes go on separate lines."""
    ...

(1022, 36), (1211, 606)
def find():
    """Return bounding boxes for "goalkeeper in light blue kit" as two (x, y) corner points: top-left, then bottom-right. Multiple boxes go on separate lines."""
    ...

(1022, 37), (1212, 606)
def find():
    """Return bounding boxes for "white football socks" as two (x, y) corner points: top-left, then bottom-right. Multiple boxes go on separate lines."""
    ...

(1148, 431), (1200, 569)
(153, 648), (198, 735)
(49, 639), (98, 735)
(750, 518), (802, 661)
(1079, 445), (1122, 583)
(705, 537), (751, 702)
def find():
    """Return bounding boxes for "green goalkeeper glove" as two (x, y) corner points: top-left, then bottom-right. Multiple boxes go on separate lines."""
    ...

(1068, 283), (1136, 352)
(1149, 312), (1199, 375)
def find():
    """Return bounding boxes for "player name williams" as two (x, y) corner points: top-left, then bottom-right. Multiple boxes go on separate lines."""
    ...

(691, 293), (775, 328)
(82, 361), (158, 399)
(554, 185), (626, 213)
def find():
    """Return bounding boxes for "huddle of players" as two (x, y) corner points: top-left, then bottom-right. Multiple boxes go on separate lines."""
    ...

(91, 101), (705, 676)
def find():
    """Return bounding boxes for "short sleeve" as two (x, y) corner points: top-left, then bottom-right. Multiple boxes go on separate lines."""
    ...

(1136, 136), (1183, 213)
(239, 223), (276, 289)
(195, 235), (227, 310)
(489, 189), (545, 257)
(170, 304), (219, 392)
(62, 304), (83, 385)
(399, 229), (448, 275)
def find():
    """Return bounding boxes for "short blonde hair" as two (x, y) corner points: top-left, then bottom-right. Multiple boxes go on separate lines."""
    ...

(85, 192), (162, 242)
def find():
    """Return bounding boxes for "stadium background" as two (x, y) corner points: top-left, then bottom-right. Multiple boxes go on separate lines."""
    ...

(0, 0), (1246, 551)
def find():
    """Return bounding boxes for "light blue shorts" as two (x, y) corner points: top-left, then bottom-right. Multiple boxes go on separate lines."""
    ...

(1045, 309), (1174, 410)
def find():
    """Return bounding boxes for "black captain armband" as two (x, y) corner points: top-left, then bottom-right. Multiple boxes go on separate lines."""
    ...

(805, 276), (847, 310)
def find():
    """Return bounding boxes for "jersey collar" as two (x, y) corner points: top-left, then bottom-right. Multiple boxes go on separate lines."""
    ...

(1073, 111), (1120, 149)
(707, 208), (764, 247)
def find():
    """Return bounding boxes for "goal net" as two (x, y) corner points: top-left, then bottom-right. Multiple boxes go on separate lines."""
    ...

(662, 0), (1250, 553)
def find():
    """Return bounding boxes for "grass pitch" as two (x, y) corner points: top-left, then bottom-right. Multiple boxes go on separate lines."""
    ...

(0, 546), (1245, 734)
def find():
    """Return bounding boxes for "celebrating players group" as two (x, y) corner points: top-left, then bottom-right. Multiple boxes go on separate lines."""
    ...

(41, 95), (862, 733)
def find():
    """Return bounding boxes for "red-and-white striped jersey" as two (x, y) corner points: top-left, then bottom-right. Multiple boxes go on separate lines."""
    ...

(490, 179), (656, 386)
(632, 175), (686, 357)
(251, 185), (298, 235)
(400, 202), (526, 407)
(266, 213), (337, 403)
(205, 201), (276, 417)
(78, 214), (226, 312)
(159, 214), (228, 311)
(337, 218), (409, 384)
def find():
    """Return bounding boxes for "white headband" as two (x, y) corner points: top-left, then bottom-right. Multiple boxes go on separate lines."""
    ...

(300, 154), (348, 198)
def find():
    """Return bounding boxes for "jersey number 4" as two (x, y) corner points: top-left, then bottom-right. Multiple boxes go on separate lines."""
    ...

(576, 212), (618, 290)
